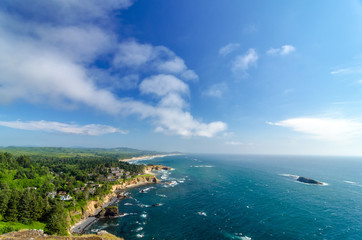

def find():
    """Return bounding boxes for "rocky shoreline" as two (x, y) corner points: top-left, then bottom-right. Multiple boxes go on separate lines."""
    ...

(70, 174), (162, 235)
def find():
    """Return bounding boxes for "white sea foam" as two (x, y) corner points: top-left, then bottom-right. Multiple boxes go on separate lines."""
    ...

(124, 203), (133, 206)
(136, 233), (144, 238)
(140, 186), (155, 193)
(135, 227), (143, 232)
(163, 180), (178, 188)
(279, 173), (299, 179)
(140, 213), (147, 218)
(191, 165), (214, 168)
(344, 180), (362, 187)
(198, 211), (207, 216)
(119, 213), (130, 217)
(138, 203), (151, 208)
(157, 194), (167, 198)
(241, 237), (252, 240)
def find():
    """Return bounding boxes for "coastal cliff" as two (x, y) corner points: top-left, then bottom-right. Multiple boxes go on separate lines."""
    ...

(70, 175), (160, 234)
(145, 165), (172, 171)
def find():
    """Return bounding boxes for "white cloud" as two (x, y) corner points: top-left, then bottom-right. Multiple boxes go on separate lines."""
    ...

(219, 43), (240, 56)
(113, 40), (198, 81)
(330, 66), (362, 75)
(155, 109), (227, 138)
(267, 117), (362, 140)
(113, 41), (153, 67)
(267, 45), (295, 56)
(225, 141), (243, 145)
(0, 0), (226, 138)
(0, 120), (127, 136)
(232, 48), (258, 73)
(202, 82), (228, 98)
(139, 74), (189, 97)
(157, 57), (186, 73)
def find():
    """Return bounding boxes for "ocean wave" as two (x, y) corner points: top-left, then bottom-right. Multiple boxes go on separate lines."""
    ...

(136, 233), (145, 238)
(224, 232), (252, 240)
(135, 227), (143, 232)
(140, 213), (147, 218)
(344, 180), (362, 187)
(279, 173), (299, 179)
(124, 203), (133, 206)
(157, 194), (167, 198)
(162, 180), (178, 188)
(197, 211), (207, 216)
(191, 165), (214, 168)
(139, 186), (155, 193)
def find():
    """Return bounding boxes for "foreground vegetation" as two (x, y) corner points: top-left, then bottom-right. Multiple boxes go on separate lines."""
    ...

(0, 147), (157, 235)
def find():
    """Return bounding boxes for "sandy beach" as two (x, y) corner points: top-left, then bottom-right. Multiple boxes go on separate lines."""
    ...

(119, 153), (181, 162)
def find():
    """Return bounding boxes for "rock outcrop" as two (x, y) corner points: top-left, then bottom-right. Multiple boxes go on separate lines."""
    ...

(125, 175), (159, 186)
(97, 206), (119, 218)
(146, 165), (172, 171)
(297, 176), (323, 185)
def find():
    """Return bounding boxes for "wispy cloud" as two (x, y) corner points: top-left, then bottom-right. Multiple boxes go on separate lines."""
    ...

(330, 66), (362, 75)
(202, 82), (228, 98)
(267, 117), (362, 140)
(225, 141), (243, 145)
(219, 43), (240, 57)
(0, 120), (127, 136)
(0, 1), (226, 138)
(232, 48), (258, 73)
(267, 45), (295, 56)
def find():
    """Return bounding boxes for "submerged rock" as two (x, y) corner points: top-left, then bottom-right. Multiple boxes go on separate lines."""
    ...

(297, 176), (323, 185)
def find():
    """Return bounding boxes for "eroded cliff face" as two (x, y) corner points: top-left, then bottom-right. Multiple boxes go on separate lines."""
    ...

(146, 165), (172, 171)
(82, 193), (117, 217)
(124, 175), (159, 186)
(75, 176), (159, 219)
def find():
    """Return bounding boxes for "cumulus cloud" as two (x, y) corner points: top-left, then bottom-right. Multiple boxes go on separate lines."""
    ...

(232, 48), (258, 73)
(202, 82), (228, 98)
(0, 1), (225, 138)
(219, 43), (240, 56)
(267, 45), (296, 56)
(155, 109), (227, 137)
(113, 40), (198, 81)
(140, 74), (189, 97)
(267, 117), (362, 140)
(0, 120), (127, 136)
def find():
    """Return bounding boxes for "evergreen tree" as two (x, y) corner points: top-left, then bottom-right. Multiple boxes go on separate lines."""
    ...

(45, 202), (68, 235)
(4, 189), (20, 222)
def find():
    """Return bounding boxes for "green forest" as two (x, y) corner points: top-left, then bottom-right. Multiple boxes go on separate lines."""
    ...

(0, 147), (153, 235)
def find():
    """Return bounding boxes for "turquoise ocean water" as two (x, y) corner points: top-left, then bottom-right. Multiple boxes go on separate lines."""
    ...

(87, 155), (362, 239)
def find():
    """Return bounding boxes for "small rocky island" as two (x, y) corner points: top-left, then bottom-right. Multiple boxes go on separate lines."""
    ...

(297, 176), (323, 185)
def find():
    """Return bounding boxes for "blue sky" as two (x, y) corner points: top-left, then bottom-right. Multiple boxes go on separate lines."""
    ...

(1, 0), (362, 155)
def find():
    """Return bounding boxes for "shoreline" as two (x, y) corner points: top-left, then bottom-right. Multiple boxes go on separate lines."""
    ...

(119, 153), (182, 162)
(70, 173), (163, 235)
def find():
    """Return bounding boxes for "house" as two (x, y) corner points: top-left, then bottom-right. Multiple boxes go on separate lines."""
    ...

(60, 195), (72, 201)
(58, 191), (67, 196)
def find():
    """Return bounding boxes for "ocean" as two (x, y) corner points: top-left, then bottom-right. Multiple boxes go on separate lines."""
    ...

(87, 154), (362, 239)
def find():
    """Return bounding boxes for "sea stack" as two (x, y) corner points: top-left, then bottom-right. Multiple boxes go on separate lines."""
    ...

(297, 176), (323, 185)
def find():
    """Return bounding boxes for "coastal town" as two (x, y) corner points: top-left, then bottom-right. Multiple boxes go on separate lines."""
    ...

(0, 148), (174, 237)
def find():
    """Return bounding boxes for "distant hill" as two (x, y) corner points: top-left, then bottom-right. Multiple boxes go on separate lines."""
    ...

(0, 146), (165, 160)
